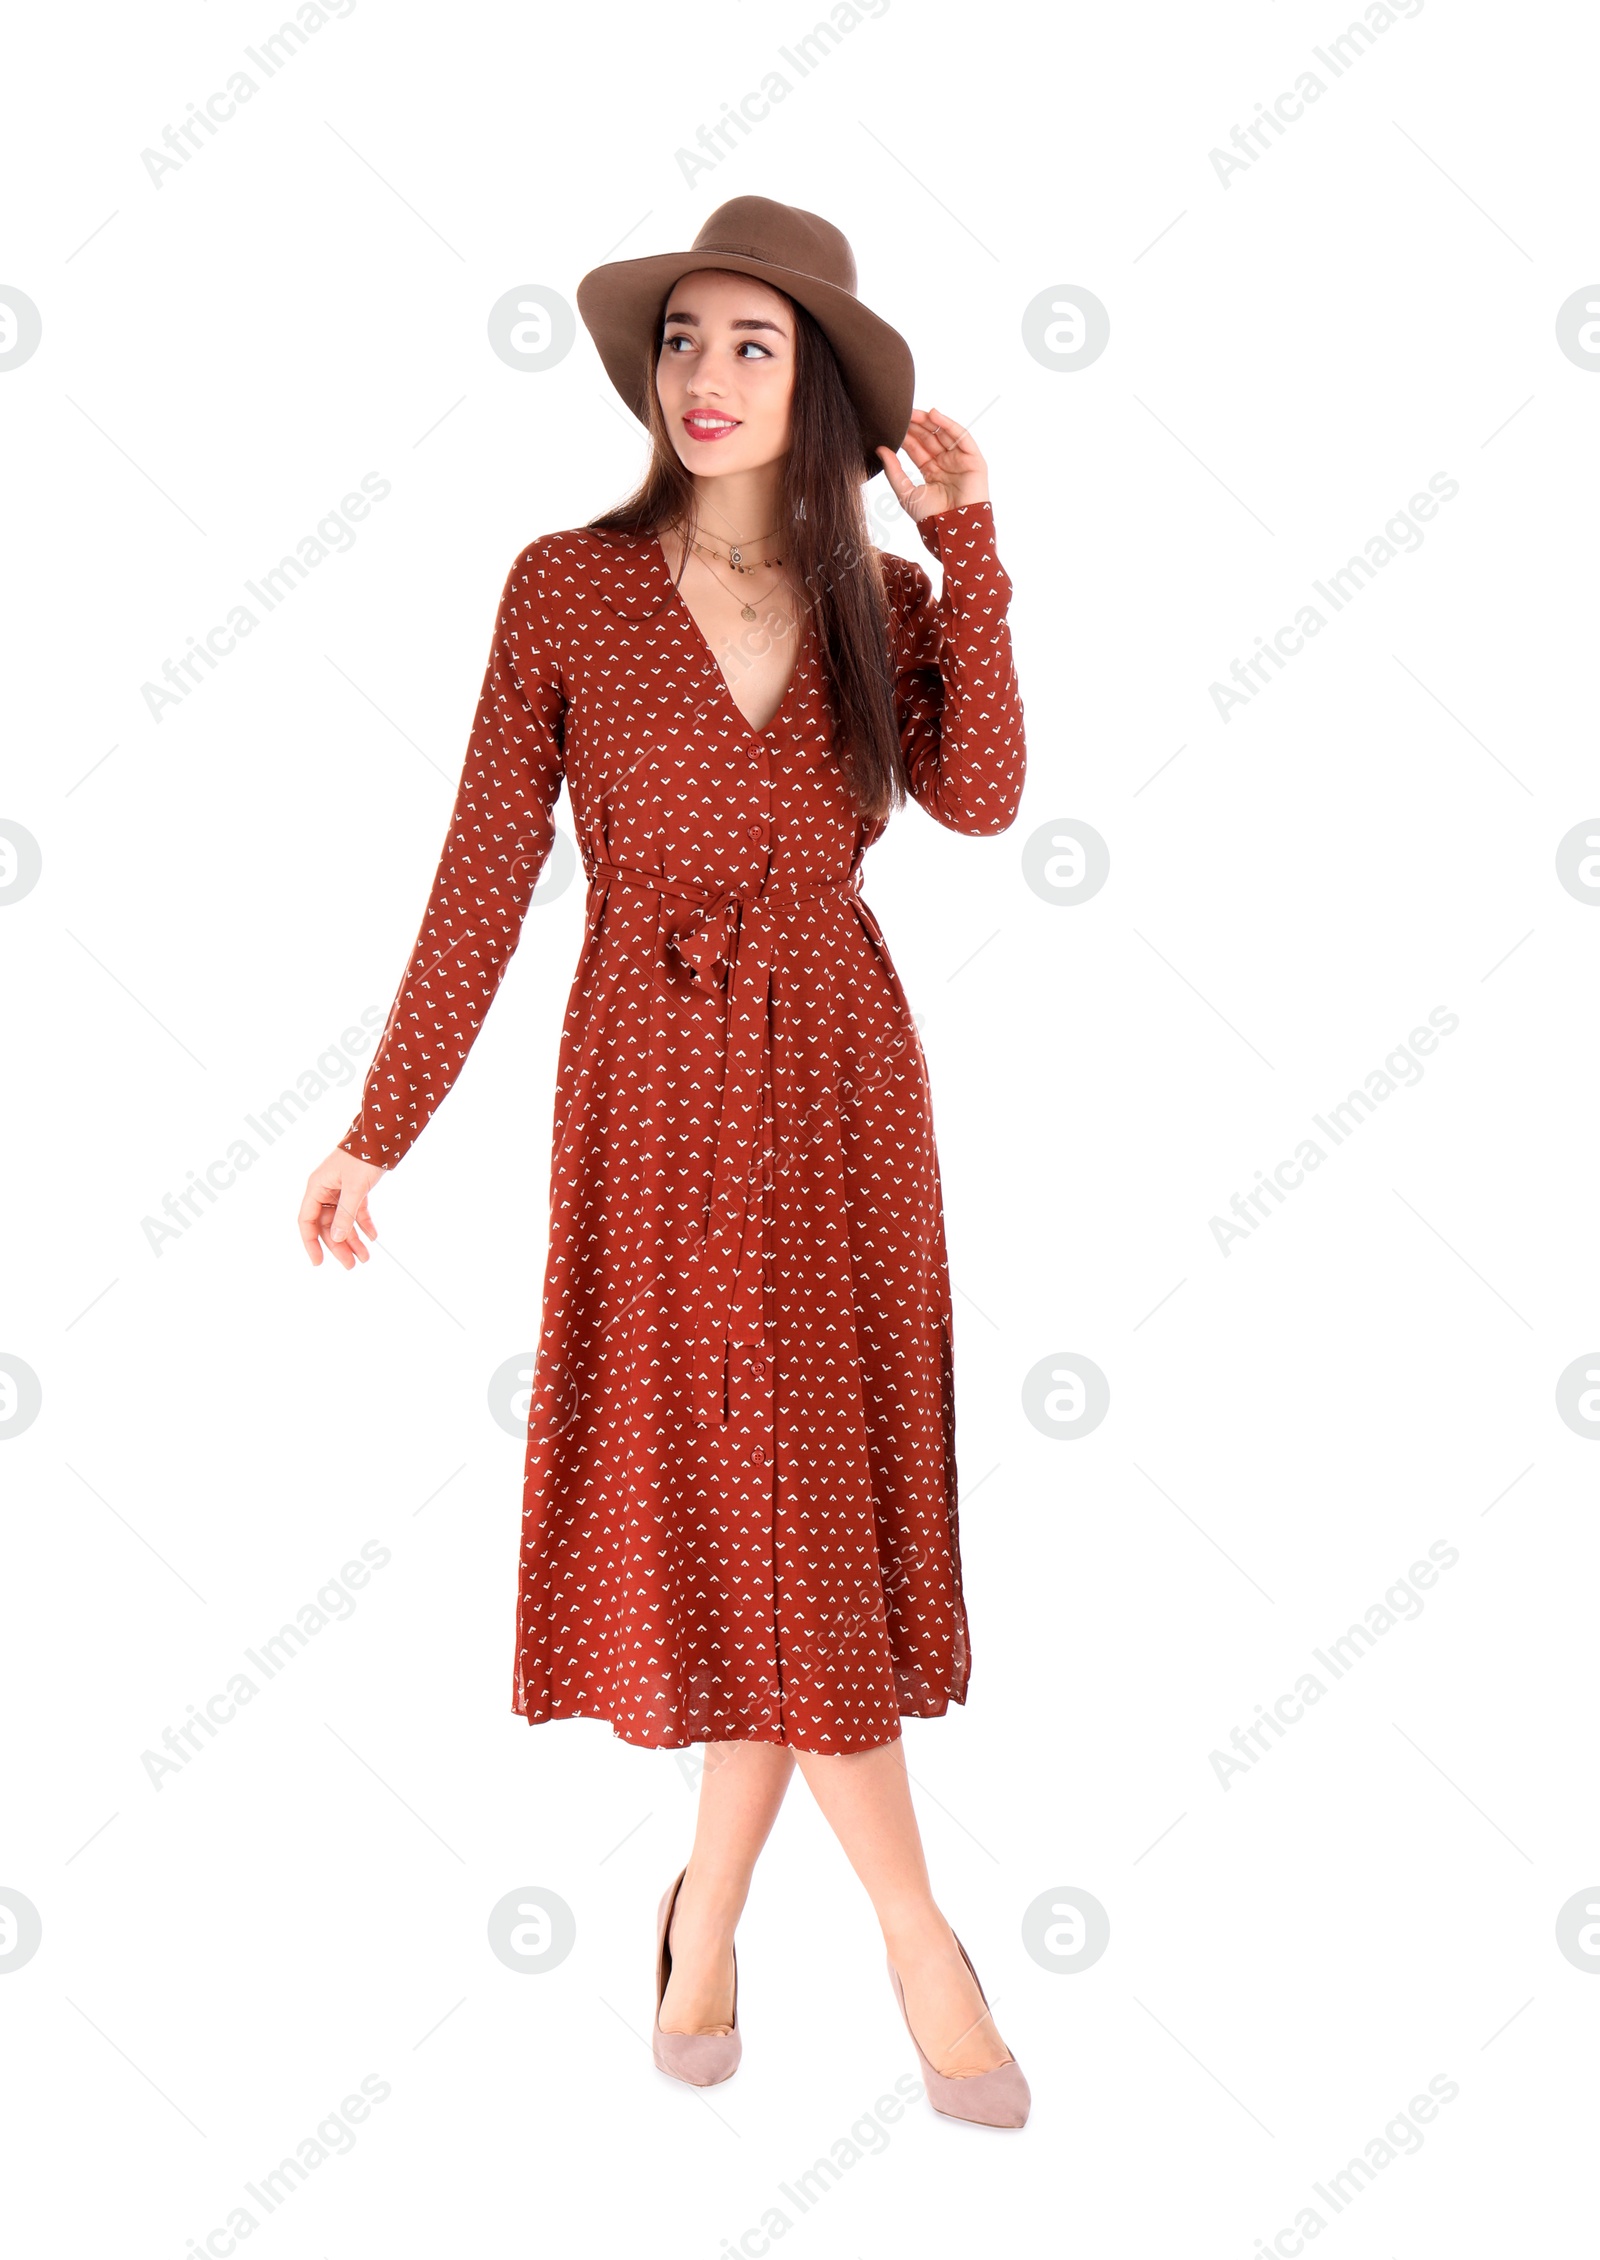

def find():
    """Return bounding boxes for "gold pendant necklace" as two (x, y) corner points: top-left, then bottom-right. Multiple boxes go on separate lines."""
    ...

(688, 529), (783, 575)
(687, 543), (789, 623)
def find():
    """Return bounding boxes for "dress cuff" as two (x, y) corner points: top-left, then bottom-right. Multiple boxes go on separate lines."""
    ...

(913, 498), (1008, 607)
(338, 1128), (390, 1169)
(915, 496), (995, 553)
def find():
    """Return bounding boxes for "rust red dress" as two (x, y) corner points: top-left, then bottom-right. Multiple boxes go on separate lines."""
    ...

(339, 499), (1026, 1753)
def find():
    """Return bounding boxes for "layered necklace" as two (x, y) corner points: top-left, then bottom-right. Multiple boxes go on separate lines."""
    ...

(680, 525), (787, 621)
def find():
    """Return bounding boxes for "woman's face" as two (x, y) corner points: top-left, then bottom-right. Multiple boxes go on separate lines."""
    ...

(655, 268), (795, 476)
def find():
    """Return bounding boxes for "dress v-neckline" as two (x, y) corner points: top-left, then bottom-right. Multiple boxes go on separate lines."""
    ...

(647, 532), (808, 740)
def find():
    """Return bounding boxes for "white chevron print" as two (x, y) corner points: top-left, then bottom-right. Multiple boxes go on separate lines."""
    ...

(340, 499), (1026, 1754)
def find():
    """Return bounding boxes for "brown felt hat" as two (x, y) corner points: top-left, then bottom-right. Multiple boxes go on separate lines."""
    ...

(576, 195), (915, 481)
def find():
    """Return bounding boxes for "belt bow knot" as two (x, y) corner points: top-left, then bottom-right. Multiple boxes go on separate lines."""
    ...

(581, 853), (877, 1428)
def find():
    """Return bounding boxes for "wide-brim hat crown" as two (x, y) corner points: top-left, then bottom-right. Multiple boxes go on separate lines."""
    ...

(575, 195), (914, 481)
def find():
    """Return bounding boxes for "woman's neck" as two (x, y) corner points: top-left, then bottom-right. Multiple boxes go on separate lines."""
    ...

(682, 466), (787, 548)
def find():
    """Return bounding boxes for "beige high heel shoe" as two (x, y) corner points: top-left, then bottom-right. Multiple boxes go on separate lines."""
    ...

(652, 1867), (741, 2087)
(887, 1932), (1031, 2128)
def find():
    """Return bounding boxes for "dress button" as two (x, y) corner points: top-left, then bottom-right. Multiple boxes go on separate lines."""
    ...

(750, 1444), (767, 1464)
(747, 821), (766, 842)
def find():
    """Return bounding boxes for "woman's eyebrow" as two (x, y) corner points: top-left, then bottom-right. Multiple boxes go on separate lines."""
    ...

(661, 308), (787, 335)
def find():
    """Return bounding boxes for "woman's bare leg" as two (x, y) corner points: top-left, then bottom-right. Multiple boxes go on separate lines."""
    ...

(793, 1737), (1012, 2077)
(657, 1739), (796, 2035)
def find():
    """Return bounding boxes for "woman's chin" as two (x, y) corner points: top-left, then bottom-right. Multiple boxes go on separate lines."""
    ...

(673, 437), (781, 478)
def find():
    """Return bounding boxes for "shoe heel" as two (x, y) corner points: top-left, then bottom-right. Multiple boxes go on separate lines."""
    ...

(652, 1867), (742, 2088)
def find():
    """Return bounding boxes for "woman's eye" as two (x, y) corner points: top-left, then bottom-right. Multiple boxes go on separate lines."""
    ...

(661, 335), (772, 358)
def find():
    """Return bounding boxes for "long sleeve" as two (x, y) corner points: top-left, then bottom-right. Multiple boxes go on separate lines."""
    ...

(886, 498), (1026, 836)
(339, 540), (567, 1168)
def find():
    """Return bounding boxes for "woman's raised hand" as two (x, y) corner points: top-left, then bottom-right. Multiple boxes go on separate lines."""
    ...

(876, 406), (990, 520)
(298, 1149), (385, 1270)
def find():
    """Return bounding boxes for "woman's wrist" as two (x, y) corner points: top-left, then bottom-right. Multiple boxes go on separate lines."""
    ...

(919, 491), (990, 516)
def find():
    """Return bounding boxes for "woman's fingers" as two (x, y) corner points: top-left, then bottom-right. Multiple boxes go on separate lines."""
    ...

(320, 1203), (373, 1269)
(875, 443), (914, 503)
(317, 1207), (353, 1270)
(918, 403), (976, 452)
(299, 1152), (383, 1269)
(298, 1182), (332, 1265)
(336, 1217), (373, 1265)
(909, 405), (985, 474)
(329, 1181), (372, 1254)
(301, 1193), (354, 1270)
(887, 430), (941, 494)
(881, 406), (989, 518)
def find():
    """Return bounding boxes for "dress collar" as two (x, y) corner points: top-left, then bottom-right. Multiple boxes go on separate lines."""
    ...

(568, 526), (679, 622)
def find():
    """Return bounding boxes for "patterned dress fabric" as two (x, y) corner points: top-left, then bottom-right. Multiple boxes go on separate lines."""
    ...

(340, 499), (1026, 1753)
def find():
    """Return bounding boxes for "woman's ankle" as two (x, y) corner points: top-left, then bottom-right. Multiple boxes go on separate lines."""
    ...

(880, 1900), (956, 1964)
(676, 1860), (749, 1932)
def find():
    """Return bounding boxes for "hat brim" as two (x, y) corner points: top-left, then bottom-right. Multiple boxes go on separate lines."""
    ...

(576, 250), (914, 482)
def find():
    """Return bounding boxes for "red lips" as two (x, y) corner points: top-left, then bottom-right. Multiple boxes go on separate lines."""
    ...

(683, 413), (741, 442)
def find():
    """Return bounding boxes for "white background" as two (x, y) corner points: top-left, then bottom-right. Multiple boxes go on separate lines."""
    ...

(3, 0), (1598, 2252)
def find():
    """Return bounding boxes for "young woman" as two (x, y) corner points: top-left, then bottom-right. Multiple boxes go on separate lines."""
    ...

(297, 197), (1030, 2128)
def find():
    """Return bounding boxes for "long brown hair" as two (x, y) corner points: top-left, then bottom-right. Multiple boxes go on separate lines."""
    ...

(585, 291), (909, 823)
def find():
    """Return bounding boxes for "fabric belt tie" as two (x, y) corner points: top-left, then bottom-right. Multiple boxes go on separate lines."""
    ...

(582, 854), (883, 1428)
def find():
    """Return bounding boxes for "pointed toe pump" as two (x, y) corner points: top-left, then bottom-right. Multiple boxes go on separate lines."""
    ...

(887, 1933), (1031, 2128)
(652, 1867), (742, 2088)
